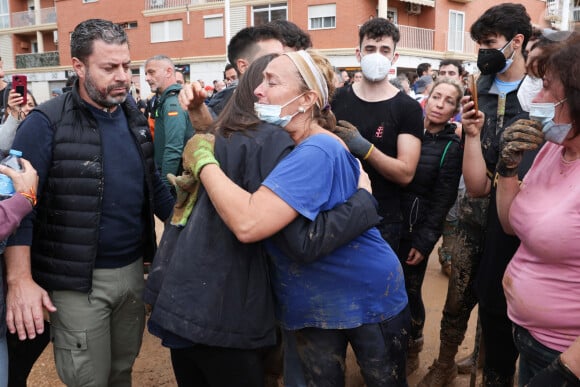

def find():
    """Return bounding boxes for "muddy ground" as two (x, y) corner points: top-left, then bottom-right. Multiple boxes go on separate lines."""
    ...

(28, 232), (479, 386)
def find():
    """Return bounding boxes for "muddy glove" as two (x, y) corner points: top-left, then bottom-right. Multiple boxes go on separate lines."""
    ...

(168, 171), (201, 227)
(497, 119), (543, 177)
(332, 120), (374, 160)
(183, 133), (219, 179)
(526, 356), (580, 387)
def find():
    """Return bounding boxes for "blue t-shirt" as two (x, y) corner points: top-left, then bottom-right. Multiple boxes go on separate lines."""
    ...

(495, 78), (520, 95)
(263, 134), (408, 330)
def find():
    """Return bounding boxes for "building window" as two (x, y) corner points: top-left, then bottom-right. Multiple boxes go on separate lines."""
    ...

(308, 4), (336, 30)
(252, 3), (287, 26)
(448, 10), (464, 52)
(151, 20), (183, 43)
(387, 7), (398, 24)
(204, 14), (223, 38)
(0, 0), (9, 28)
(118, 21), (138, 30)
(574, 0), (580, 22)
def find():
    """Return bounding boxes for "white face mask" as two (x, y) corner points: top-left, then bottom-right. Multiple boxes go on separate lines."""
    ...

(517, 75), (543, 112)
(360, 53), (391, 82)
(254, 93), (304, 128)
(529, 98), (572, 144)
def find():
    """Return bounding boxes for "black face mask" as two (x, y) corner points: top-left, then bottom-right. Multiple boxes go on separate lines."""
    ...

(477, 40), (511, 75)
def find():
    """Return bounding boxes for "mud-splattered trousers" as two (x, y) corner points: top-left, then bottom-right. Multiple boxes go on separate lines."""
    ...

(290, 305), (411, 387)
(439, 196), (489, 347)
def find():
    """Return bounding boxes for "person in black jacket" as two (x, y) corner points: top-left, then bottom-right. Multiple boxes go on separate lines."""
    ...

(145, 54), (380, 387)
(399, 78), (463, 376)
(4, 19), (175, 387)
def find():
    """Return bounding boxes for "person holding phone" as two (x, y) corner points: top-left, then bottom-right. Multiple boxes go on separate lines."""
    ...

(0, 89), (37, 152)
(420, 4), (535, 386)
(10, 76), (27, 107)
(0, 158), (38, 387)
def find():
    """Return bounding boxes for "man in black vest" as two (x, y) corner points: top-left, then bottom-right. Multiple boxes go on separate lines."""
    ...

(4, 19), (174, 387)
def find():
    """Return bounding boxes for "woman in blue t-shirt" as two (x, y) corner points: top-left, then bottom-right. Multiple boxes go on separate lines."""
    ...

(191, 50), (410, 386)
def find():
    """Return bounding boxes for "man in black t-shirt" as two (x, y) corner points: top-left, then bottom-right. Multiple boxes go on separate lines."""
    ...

(331, 18), (423, 251)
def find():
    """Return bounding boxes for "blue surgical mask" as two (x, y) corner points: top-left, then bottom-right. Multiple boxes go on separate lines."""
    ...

(498, 47), (515, 74)
(254, 93), (304, 127)
(529, 98), (572, 144)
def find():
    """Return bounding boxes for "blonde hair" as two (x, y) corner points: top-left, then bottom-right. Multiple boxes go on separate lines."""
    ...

(428, 77), (464, 113)
(286, 49), (337, 130)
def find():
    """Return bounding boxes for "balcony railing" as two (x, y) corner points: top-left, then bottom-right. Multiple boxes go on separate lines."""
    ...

(397, 25), (434, 51)
(16, 51), (59, 69)
(573, 6), (580, 22)
(10, 7), (57, 29)
(145, 0), (223, 10)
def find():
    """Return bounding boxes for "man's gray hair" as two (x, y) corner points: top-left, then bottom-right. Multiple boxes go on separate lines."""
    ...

(144, 55), (175, 68)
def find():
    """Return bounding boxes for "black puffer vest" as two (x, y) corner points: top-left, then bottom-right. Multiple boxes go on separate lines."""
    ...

(32, 87), (157, 292)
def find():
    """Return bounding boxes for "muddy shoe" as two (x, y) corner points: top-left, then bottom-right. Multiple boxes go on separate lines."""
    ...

(406, 336), (424, 376)
(417, 360), (458, 387)
(456, 348), (484, 374)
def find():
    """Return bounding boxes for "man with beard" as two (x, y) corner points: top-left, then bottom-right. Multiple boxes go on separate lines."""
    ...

(3, 19), (174, 387)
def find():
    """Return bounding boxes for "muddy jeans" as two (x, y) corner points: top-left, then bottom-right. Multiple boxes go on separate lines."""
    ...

(440, 196), (489, 346)
(513, 325), (561, 387)
(290, 305), (411, 387)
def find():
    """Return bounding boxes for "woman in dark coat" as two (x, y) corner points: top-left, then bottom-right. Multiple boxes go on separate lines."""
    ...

(399, 78), (464, 375)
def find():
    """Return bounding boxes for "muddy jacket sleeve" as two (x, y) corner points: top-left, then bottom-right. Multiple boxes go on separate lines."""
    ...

(271, 189), (381, 262)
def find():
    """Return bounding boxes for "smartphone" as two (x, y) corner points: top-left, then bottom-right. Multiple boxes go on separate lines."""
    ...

(12, 74), (27, 105)
(469, 74), (478, 112)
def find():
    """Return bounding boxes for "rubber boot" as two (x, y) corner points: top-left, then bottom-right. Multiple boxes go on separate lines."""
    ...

(406, 336), (424, 376)
(438, 219), (458, 277)
(417, 343), (458, 387)
(457, 338), (485, 374)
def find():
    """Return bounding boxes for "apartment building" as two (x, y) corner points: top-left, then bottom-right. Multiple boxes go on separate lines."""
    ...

(0, 0), (557, 102)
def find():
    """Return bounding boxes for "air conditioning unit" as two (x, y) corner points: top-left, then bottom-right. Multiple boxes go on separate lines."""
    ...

(406, 3), (422, 15)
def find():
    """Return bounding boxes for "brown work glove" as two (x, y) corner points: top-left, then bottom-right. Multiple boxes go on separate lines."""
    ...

(168, 171), (201, 227)
(183, 133), (219, 179)
(497, 119), (544, 177)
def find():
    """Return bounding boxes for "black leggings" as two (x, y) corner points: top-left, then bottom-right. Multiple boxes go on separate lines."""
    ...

(170, 344), (266, 387)
(7, 322), (50, 387)
(479, 307), (518, 379)
(397, 237), (429, 340)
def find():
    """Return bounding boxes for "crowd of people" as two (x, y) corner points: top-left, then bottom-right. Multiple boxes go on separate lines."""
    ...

(0, 3), (578, 387)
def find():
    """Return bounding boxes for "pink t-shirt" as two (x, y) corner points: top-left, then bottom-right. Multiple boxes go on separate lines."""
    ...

(504, 142), (580, 353)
